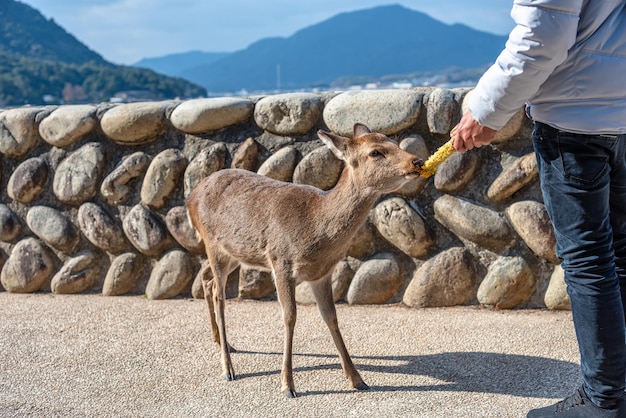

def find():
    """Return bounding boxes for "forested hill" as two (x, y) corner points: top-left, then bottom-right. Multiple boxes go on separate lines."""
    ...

(0, 0), (206, 106)
(0, 0), (105, 65)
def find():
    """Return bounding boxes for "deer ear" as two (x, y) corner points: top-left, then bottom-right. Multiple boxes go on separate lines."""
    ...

(353, 123), (371, 138)
(318, 129), (347, 161)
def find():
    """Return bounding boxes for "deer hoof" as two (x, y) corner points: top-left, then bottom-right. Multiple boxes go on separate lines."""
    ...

(354, 381), (370, 391)
(223, 371), (236, 381)
(283, 389), (297, 398)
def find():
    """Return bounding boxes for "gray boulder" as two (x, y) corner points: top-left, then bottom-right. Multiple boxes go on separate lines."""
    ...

(426, 88), (458, 134)
(506, 200), (558, 263)
(140, 148), (187, 209)
(183, 143), (227, 198)
(100, 102), (168, 144)
(0, 204), (22, 242)
(257, 146), (298, 182)
(477, 256), (536, 309)
(293, 145), (343, 190)
(77, 202), (127, 254)
(230, 137), (260, 171)
(372, 197), (434, 258)
(239, 267), (275, 299)
(403, 247), (476, 308)
(346, 254), (402, 305)
(254, 93), (323, 136)
(26, 206), (80, 253)
(544, 264), (570, 310)
(0, 107), (42, 157)
(1, 238), (56, 293)
(165, 206), (204, 254)
(103, 252), (147, 296)
(170, 97), (253, 134)
(53, 142), (105, 205)
(51, 250), (107, 294)
(145, 249), (195, 299)
(39, 105), (98, 147)
(7, 157), (49, 204)
(101, 152), (151, 205)
(434, 194), (514, 251)
(488, 153), (538, 203)
(122, 204), (174, 257)
(434, 151), (481, 194)
(323, 90), (423, 136)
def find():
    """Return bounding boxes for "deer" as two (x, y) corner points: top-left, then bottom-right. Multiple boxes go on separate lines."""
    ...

(186, 123), (423, 398)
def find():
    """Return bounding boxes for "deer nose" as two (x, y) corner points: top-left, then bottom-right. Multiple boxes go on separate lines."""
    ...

(412, 158), (424, 168)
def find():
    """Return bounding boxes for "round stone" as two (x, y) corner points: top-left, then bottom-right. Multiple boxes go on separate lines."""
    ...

(346, 254), (402, 305)
(100, 102), (168, 144)
(26, 206), (80, 253)
(1, 238), (56, 293)
(122, 204), (174, 257)
(145, 249), (195, 299)
(7, 157), (49, 204)
(39, 105), (98, 147)
(102, 252), (147, 296)
(403, 247), (476, 308)
(141, 148), (187, 209)
(323, 90), (423, 136)
(170, 97), (253, 134)
(0, 108), (42, 157)
(77, 202), (128, 254)
(53, 142), (105, 205)
(51, 250), (107, 294)
(0, 204), (22, 242)
(254, 93), (323, 136)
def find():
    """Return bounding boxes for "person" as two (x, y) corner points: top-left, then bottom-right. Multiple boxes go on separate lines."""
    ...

(450, 1), (626, 417)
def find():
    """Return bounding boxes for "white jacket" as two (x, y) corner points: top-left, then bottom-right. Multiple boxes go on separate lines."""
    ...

(468, 0), (626, 135)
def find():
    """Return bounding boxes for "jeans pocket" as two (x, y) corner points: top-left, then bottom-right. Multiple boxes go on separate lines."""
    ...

(557, 131), (613, 186)
(532, 123), (565, 176)
(532, 123), (612, 187)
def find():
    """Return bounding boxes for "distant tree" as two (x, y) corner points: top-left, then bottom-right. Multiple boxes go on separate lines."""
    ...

(0, 0), (207, 106)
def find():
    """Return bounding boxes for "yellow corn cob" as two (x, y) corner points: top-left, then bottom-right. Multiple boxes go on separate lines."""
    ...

(418, 138), (456, 178)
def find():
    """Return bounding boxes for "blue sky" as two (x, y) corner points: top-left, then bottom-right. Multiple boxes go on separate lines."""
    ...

(21, 0), (514, 65)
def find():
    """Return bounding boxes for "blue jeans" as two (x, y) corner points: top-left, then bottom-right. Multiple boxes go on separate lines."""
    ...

(532, 122), (626, 408)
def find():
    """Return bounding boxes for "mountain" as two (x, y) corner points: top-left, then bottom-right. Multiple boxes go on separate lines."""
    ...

(180, 5), (508, 93)
(0, 0), (206, 106)
(133, 51), (231, 78)
(0, 0), (106, 65)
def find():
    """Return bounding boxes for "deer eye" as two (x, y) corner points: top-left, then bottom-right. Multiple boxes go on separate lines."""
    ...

(369, 150), (383, 158)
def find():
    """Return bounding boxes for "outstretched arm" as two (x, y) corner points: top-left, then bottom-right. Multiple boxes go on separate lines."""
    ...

(453, 0), (584, 152)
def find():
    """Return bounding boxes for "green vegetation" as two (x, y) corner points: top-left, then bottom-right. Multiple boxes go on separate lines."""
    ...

(0, 0), (206, 106)
(0, 51), (206, 106)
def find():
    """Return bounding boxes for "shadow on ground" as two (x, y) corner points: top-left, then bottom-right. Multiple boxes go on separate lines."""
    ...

(233, 349), (579, 399)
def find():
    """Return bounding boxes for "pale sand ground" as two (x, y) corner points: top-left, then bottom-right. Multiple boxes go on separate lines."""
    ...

(0, 293), (580, 418)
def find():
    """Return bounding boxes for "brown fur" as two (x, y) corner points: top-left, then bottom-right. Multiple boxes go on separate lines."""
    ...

(186, 123), (422, 397)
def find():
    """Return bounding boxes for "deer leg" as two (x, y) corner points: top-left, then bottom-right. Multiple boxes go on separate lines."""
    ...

(309, 275), (369, 391)
(201, 264), (237, 353)
(201, 263), (220, 346)
(209, 253), (236, 382)
(273, 268), (298, 398)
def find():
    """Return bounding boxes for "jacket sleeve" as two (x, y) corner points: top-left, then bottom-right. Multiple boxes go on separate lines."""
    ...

(468, 0), (584, 130)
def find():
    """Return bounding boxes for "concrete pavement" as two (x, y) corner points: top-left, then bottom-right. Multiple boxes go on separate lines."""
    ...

(0, 293), (580, 417)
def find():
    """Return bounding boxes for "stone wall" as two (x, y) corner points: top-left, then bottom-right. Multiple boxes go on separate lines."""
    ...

(0, 88), (570, 310)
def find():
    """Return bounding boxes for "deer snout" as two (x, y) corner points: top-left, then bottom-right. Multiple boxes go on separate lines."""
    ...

(403, 158), (424, 180)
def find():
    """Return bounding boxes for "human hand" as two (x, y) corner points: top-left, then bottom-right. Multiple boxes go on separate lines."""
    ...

(451, 111), (497, 153)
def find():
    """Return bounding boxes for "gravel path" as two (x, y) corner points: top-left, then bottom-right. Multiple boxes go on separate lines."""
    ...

(0, 293), (580, 418)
